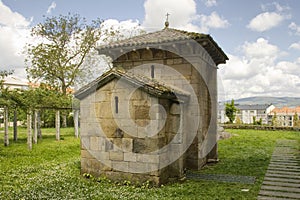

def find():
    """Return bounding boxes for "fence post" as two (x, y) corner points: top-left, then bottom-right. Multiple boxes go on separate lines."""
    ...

(56, 110), (60, 141)
(74, 109), (79, 138)
(27, 109), (32, 150)
(13, 108), (17, 141)
(33, 109), (38, 144)
(4, 106), (9, 146)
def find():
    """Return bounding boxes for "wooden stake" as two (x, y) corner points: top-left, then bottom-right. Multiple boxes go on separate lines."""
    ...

(56, 110), (60, 141)
(27, 109), (32, 150)
(33, 110), (38, 144)
(4, 106), (9, 146)
(74, 109), (79, 138)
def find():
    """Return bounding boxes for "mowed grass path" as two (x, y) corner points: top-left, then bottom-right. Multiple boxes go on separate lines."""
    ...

(0, 127), (299, 199)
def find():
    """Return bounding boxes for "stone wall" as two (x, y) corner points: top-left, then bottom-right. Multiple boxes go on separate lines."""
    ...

(80, 78), (186, 185)
(80, 45), (218, 185)
(113, 47), (216, 170)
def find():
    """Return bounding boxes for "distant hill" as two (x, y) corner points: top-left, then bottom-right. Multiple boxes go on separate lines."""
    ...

(232, 96), (300, 107)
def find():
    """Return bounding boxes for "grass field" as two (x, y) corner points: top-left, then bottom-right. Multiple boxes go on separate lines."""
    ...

(0, 127), (299, 199)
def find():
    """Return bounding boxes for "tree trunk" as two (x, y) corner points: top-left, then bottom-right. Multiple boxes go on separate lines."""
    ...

(56, 110), (60, 141)
(27, 110), (32, 150)
(74, 109), (79, 138)
(13, 108), (17, 141)
(37, 110), (42, 139)
(33, 110), (38, 144)
(4, 106), (9, 146)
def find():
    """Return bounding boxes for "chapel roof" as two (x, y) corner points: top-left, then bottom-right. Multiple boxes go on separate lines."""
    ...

(97, 28), (228, 65)
(74, 67), (190, 102)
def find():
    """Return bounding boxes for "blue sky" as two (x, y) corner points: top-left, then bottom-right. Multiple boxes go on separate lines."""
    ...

(1, 0), (300, 100)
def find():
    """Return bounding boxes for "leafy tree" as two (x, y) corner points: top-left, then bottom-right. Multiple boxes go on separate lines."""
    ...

(272, 112), (279, 127)
(25, 14), (102, 95)
(252, 116), (256, 125)
(225, 99), (237, 123)
(293, 112), (300, 127)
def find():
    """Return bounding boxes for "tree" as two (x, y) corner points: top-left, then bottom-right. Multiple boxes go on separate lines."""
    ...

(25, 13), (102, 95)
(293, 112), (300, 127)
(272, 112), (279, 127)
(225, 99), (237, 123)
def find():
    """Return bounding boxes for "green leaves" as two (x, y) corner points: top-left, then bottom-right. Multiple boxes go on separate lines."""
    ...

(225, 99), (237, 123)
(26, 13), (102, 95)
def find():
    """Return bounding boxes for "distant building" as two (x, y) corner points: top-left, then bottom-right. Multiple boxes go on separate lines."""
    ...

(2, 76), (29, 90)
(0, 76), (28, 127)
(218, 103), (275, 124)
(268, 106), (300, 127)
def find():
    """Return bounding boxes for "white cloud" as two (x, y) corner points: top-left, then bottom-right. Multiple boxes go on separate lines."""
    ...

(243, 38), (279, 60)
(289, 42), (300, 50)
(289, 22), (300, 36)
(142, 0), (229, 33)
(203, 0), (217, 7)
(99, 19), (144, 44)
(143, 0), (197, 31)
(47, 2), (56, 14)
(198, 11), (229, 33)
(261, 2), (290, 13)
(247, 12), (284, 32)
(0, 1), (30, 27)
(0, 1), (31, 77)
(219, 38), (300, 99)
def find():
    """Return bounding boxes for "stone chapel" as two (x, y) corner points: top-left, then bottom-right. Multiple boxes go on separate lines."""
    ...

(75, 22), (228, 185)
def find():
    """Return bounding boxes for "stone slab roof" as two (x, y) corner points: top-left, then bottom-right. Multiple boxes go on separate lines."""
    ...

(74, 68), (190, 102)
(97, 28), (228, 65)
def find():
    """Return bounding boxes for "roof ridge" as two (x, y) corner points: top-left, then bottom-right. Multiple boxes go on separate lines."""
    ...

(75, 67), (190, 101)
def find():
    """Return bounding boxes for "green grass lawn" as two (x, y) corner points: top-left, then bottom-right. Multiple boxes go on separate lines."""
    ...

(0, 127), (299, 200)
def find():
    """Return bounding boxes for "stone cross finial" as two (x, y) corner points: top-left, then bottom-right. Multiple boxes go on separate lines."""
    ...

(165, 13), (170, 28)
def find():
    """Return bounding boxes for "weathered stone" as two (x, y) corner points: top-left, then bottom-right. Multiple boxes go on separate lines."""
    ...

(112, 161), (129, 172)
(133, 138), (164, 153)
(99, 119), (118, 138)
(170, 103), (181, 115)
(114, 128), (124, 138)
(124, 152), (137, 162)
(96, 102), (113, 119)
(81, 150), (91, 158)
(134, 105), (150, 120)
(112, 138), (122, 151)
(90, 137), (99, 150)
(137, 154), (159, 164)
(109, 151), (124, 161)
(122, 138), (133, 152)
(104, 139), (114, 151)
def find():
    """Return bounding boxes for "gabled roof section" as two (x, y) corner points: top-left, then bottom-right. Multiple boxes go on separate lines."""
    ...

(74, 68), (190, 102)
(97, 28), (228, 65)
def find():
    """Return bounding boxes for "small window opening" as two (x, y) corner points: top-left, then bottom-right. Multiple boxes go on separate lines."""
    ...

(151, 65), (155, 78)
(115, 96), (119, 114)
